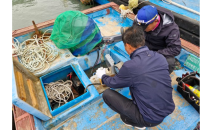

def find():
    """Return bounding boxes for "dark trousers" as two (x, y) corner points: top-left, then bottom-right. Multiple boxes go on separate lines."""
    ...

(102, 89), (161, 127)
(165, 56), (175, 74)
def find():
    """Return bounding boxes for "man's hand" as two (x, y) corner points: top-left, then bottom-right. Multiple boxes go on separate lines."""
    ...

(96, 67), (106, 79)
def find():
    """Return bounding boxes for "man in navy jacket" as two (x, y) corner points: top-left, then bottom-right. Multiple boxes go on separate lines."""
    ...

(96, 26), (175, 129)
(133, 5), (181, 74)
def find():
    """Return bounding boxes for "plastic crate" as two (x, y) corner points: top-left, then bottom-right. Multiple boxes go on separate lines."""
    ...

(40, 65), (91, 116)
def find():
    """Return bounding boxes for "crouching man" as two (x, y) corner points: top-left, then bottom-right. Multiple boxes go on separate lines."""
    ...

(96, 26), (175, 129)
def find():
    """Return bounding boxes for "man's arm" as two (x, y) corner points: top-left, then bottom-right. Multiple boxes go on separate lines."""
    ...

(157, 29), (181, 57)
(102, 64), (132, 88)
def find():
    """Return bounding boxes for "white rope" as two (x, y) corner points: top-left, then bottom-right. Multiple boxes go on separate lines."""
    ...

(44, 80), (74, 107)
(41, 29), (53, 43)
(12, 29), (59, 73)
(162, 0), (200, 15)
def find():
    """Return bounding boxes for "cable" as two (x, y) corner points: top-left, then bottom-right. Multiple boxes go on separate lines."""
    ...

(84, 83), (101, 93)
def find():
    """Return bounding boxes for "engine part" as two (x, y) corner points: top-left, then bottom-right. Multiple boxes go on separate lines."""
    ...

(102, 34), (122, 44)
(105, 54), (115, 75)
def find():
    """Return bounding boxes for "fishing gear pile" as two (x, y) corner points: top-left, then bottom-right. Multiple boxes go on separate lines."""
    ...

(12, 29), (59, 74)
(44, 80), (74, 107)
(50, 11), (102, 56)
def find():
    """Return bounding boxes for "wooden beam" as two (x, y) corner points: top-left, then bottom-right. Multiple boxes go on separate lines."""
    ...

(13, 58), (39, 82)
(27, 79), (39, 109)
(15, 71), (26, 101)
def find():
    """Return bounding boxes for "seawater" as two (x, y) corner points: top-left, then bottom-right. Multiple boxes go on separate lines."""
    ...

(12, 0), (96, 30)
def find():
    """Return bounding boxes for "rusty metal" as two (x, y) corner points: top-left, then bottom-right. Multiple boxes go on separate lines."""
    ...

(32, 20), (41, 38)
(106, 9), (110, 15)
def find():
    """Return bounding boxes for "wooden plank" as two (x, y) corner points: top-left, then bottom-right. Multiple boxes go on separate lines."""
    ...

(180, 38), (200, 56)
(15, 71), (26, 101)
(12, 105), (36, 130)
(27, 79), (39, 109)
(13, 58), (39, 82)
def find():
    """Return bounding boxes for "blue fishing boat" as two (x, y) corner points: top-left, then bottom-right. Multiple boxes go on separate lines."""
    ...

(12, 2), (200, 130)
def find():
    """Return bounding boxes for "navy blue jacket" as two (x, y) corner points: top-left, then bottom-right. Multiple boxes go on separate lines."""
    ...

(102, 46), (175, 123)
(133, 6), (181, 58)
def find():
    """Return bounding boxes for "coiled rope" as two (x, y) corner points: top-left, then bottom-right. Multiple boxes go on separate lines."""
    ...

(44, 80), (74, 107)
(12, 29), (59, 74)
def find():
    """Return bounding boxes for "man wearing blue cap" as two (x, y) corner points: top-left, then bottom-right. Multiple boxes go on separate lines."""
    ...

(133, 5), (181, 74)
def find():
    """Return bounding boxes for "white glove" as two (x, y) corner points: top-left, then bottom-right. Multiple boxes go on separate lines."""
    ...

(96, 67), (106, 79)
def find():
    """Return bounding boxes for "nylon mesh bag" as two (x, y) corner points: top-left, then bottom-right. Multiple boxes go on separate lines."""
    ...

(50, 11), (102, 56)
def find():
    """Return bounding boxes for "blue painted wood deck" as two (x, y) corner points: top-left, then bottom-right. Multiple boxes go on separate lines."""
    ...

(51, 70), (199, 130)
(35, 7), (199, 130)
(12, 6), (199, 130)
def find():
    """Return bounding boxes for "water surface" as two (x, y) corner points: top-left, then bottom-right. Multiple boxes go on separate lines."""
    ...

(12, 0), (96, 30)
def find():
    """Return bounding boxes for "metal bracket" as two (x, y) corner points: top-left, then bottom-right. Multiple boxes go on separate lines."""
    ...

(102, 34), (122, 44)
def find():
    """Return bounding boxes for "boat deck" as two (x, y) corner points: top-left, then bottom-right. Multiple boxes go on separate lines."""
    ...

(50, 70), (199, 130)
(12, 3), (200, 130)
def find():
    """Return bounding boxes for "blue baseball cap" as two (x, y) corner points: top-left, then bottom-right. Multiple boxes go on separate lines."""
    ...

(135, 5), (158, 28)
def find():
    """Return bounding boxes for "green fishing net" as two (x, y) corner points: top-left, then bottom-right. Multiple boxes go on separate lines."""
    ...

(50, 11), (102, 56)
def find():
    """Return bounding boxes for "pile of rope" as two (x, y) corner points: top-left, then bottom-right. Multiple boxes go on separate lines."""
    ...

(12, 29), (59, 74)
(44, 80), (74, 107)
